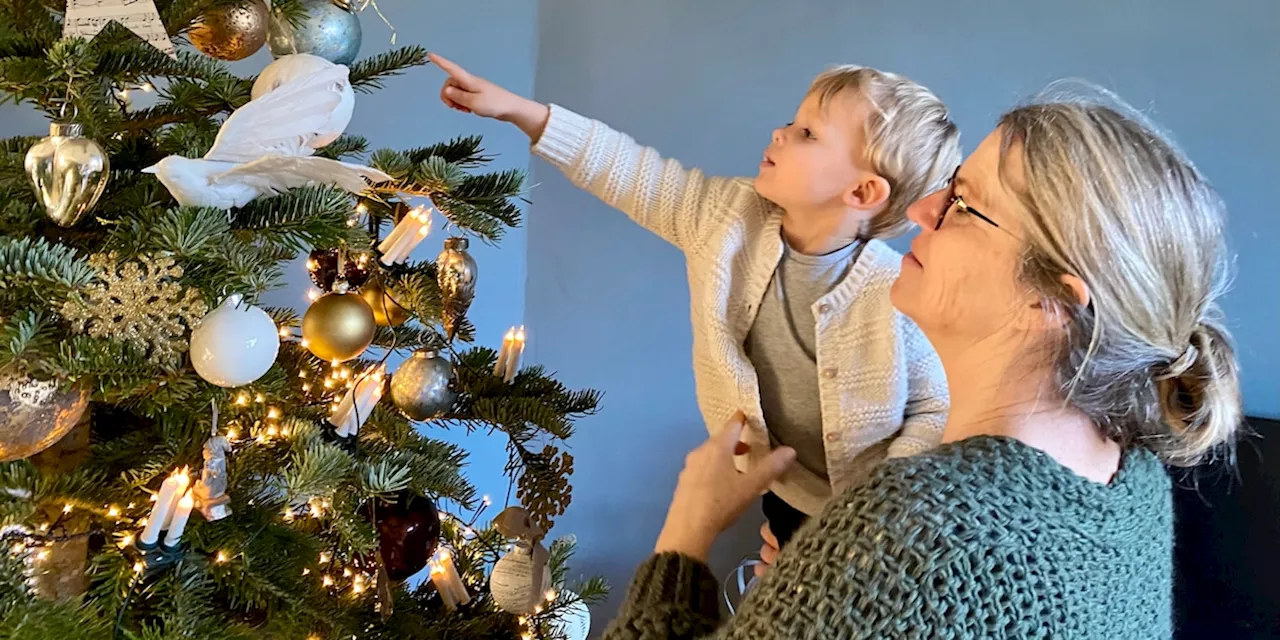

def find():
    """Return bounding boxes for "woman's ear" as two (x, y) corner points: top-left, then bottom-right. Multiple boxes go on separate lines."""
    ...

(1059, 274), (1091, 308)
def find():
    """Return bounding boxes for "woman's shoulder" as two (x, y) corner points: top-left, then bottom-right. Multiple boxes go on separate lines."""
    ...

(826, 436), (1171, 539)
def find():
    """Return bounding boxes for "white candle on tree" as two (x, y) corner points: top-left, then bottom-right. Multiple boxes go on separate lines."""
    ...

(504, 327), (526, 383)
(162, 491), (195, 548)
(379, 207), (432, 265)
(493, 327), (515, 377)
(430, 549), (469, 609)
(336, 366), (385, 437)
(140, 468), (189, 546)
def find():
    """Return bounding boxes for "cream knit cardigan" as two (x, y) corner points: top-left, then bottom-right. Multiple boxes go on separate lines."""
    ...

(533, 105), (948, 515)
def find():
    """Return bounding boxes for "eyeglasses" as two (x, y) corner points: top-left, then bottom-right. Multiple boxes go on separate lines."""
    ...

(935, 167), (1003, 232)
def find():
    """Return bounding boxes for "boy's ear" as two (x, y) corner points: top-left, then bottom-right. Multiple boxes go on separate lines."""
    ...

(845, 174), (891, 212)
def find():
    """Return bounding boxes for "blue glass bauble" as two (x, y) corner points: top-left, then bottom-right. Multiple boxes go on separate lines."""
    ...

(266, 0), (361, 66)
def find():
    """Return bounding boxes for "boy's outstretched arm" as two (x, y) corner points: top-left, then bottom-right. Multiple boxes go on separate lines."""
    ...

(431, 52), (745, 253)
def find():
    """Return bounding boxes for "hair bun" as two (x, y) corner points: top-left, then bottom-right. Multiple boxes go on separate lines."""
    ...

(1157, 330), (1205, 381)
(1152, 319), (1242, 466)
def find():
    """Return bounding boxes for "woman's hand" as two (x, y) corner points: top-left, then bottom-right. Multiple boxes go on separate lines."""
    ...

(428, 53), (550, 142)
(654, 412), (796, 562)
(754, 522), (780, 578)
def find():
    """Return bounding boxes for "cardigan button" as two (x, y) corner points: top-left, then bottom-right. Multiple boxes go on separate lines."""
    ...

(826, 433), (839, 442)
(821, 367), (837, 379)
(818, 303), (832, 315)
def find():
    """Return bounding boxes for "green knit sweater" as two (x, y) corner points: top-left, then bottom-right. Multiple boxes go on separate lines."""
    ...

(603, 436), (1173, 639)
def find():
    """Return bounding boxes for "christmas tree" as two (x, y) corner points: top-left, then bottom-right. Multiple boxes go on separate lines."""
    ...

(0, 1), (605, 638)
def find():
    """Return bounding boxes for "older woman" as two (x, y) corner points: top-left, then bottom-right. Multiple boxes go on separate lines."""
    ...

(601, 87), (1242, 639)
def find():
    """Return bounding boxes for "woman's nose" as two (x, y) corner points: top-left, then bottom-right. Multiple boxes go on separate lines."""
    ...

(907, 189), (948, 231)
(771, 127), (784, 145)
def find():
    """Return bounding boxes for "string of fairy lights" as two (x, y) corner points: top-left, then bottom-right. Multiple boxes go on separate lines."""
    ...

(4, 261), (577, 639)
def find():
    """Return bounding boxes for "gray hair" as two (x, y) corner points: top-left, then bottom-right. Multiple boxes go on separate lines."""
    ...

(998, 82), (1241, 466)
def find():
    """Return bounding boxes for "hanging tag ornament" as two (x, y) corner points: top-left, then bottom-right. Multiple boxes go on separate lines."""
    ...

(436, 237), (477, 340)
(24, 122), (109, 227)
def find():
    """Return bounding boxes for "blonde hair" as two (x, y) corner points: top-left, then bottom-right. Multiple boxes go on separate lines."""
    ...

(809, 65), (961, 238)
(997, 83), (1242, 467)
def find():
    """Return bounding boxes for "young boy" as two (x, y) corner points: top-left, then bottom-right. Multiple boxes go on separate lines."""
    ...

(429, 53), (959, 551)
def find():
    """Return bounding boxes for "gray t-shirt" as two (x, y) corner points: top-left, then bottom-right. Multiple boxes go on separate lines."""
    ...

(745, 239), (863, 481)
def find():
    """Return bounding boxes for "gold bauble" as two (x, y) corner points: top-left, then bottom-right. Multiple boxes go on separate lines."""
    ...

(189, 0), (270, 61)
(360, 280), (410, 327)
(0, 375), (90, 463)
(302, 291), (376, 362)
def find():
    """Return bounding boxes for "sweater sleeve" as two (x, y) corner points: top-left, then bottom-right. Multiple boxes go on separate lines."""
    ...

(602, 465), (983, 639)
(532, 104), (744, 253)
(887, 314), (949, 459)
(600, 552), (722, 640)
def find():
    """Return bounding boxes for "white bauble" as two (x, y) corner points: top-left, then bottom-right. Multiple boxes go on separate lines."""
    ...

(190, 295), (279, 387)
(251, 53), (354, 148)
(553, 590), (591, 640)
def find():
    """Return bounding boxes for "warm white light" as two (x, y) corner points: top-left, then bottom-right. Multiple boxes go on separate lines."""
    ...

(279, 327), (291, 338)
(107, 506), (120, 517)
(119, 533), (135, 549)
(322, 575), (334, 587)
(215, 551), (229, 564)
(267, 407), (281, 420)
(319, 551), (331, 564)
(306, 259), (319, 271)
(307, 289), (321, 301)
(62, 504), (72, 514)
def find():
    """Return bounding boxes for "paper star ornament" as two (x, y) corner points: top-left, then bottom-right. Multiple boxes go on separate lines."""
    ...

(63, 0), (177, 59)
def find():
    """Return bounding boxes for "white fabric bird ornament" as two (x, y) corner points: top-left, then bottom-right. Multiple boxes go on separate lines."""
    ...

(145, 61), (391, 209)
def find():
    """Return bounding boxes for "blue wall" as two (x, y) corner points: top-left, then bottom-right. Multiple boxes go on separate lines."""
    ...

(528, 0), (1280, 631)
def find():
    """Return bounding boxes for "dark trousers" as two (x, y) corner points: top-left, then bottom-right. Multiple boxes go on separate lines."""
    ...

(762, 492), (808, 549)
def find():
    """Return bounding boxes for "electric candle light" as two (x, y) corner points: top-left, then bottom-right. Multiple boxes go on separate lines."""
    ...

(328, 365), (386, 437)
(162, 491), (194, 548)
(139, 468), (190, 547)
(430, 548), (470, 609)
(494, 327), (515, 377)
(504, 326), (526, 383)
(378, 206), (433, 265)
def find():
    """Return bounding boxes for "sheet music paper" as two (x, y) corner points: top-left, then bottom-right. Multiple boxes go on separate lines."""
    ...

(63, 0), (177, 59)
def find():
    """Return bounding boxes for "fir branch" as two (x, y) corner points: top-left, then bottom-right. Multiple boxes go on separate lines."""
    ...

(348, 46), (429, 93)
(358, 456), (413, 500)
(314, 134), (370, 161)
(231, 186), (361, 252)
(0, 308), (56, 372)
(266, 0), (308, 30)
(284, 440), (354, 502)
(0, 236), (97, 290)
(403, 136), (491, 167)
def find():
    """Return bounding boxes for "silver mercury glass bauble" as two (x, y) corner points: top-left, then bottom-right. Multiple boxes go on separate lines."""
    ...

(266, 0), (362, 65)
(436, 237), (477, 340)
(24, 122), (109, 227)
(0, 374), (90, 463)
(389, 350), (457, 421)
